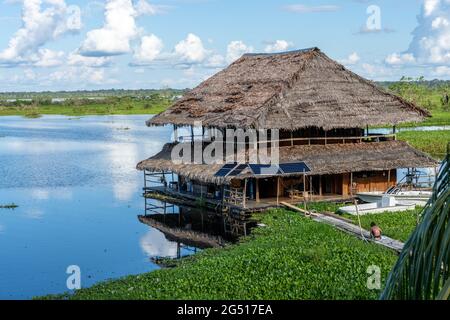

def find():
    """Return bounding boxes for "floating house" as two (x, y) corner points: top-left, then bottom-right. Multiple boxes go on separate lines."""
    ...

(137, 48), (437, 213)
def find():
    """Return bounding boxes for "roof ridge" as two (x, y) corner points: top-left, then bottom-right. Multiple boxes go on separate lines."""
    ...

(243, 47), (320, 57)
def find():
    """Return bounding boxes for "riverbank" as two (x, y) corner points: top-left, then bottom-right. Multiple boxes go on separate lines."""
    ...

(44, 209), (399, 300)
(0, 98), (171, 117)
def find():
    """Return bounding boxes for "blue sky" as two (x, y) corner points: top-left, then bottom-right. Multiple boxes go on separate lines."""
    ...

(0, 0), (449, 91)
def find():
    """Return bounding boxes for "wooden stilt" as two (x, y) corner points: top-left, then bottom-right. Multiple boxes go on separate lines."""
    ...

(350, 172), (353, 196)
(388, 170), (391, 188)
(276, 177), (280, 205)
(255, 178), (260, 203)
(319, 175), (323, 196)
(243, 179), (248, 208)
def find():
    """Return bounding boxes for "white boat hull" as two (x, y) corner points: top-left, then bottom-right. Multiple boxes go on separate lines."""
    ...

(357, 191), (431, 203)
(338, 201), (418, 216)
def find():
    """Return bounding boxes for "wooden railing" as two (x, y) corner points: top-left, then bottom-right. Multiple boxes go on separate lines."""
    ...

(176, 134), (396, 146)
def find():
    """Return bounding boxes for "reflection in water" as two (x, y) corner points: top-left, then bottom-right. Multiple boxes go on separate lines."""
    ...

(0, 115), (186, 299)
(139, 229), (179, 258)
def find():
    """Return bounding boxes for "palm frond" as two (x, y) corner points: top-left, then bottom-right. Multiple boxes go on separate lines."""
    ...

(381, 143), (450, 300)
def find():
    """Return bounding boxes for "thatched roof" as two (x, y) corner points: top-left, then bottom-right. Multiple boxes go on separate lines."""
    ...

(136, 141), (438, 185)
(148, 48), (430, 130)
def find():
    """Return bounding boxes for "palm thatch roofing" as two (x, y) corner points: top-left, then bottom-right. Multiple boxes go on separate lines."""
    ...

(136, 141), (438, 185)
(148, 48), (430, 130)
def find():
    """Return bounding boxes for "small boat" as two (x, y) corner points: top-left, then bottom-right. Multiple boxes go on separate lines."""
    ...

(357, 169), (434, 204)
(357, 190), (432, 203)
(338, 197), (422, 216)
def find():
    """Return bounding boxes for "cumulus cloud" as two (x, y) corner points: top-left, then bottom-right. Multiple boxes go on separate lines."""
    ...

(79, 0), (138, 57)
(264, 40), (293, 53)
(340, 52), (360, 65)
(33, 49), (65, 67)
(79, 0), (167, 57)
(0, 0), (81, 67)
(226, 41), (253, 63)
(132, 34), (164, 64)
(385, 53), (416, 65)
(67, 52), (112, 67)
(174, 33), (209, 64)
(403, 0), (450, 65)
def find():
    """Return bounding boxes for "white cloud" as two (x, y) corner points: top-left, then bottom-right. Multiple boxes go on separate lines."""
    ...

(33, 49), (65, 67)
(403, 0), (450, 65)
(79, 0), (138, 57)
(434, 65), (450, 76)
(204, 54), (226, 68)
(283, 4), (340, 13)
(174, 33), (209, 64)
(0, 0), (81, 66)
(67, 52), (112, 67)
(226, 41), (253, 63)
(133, 34), (164, 64)
(134, 0), (170, 16)
(385, 53), (416, 65)
(264, 40), (293, 53)
(340, 52), (360, 65)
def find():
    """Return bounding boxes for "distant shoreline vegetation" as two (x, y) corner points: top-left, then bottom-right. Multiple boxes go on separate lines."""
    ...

(0, 89), (187, 117)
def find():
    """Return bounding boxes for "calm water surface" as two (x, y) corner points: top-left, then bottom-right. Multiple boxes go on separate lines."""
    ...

(0, 115), (194, 299)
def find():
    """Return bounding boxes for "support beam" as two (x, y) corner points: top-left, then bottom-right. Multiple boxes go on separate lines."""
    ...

(319, 175), (322, 196)
(276, 177), (280, 205)
(388, 170), (391, 188)
(255, 179), (260, 203)
(243, 179), (248, 209)
(350, 172), (353, 197)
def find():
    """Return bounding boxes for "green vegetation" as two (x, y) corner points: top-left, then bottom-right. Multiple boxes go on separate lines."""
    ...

(397, 130), (450, 158)
(383, 77), (450, 127)
(346, 208), (421, 242)
(0, 89), (185, 117)
(44, 209), (397, 300)
(0, 203), (18, 209)
(300, 202), (421, 242)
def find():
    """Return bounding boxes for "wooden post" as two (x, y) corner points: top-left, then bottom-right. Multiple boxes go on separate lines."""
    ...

(255, 178), (260, 203)
(303, 169), (307, 212)
(388, 170), (391, 188)
(243, 179), (247, 209)
(319, 175), (323, 196)
(173, 125), (178, 142)
(350, 172), (353, 197)
(290, 131), (294, 147)
(309, 176), (313, 200)
(276, 177), (280, 205)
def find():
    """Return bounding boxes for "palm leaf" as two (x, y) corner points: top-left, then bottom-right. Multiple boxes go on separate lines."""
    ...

(381, 143), (450, 300)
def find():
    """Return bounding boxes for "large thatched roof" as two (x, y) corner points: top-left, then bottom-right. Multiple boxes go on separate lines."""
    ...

(148, 48), (429, 130)
(136, 141), (438, 185)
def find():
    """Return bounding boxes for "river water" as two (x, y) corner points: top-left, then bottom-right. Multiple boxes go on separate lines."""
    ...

(0, 115), (199, 299)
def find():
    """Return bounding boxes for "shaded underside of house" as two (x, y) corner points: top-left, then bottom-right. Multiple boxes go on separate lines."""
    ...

(147, 47), (429, 130)
(136, 140), (438, 185)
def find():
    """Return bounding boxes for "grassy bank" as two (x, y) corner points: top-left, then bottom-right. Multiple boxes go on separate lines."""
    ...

(346, 209), (421, 242)
(300, 202), (421, 242)
(397, 130), (450, 158)
(45, 209), (398, 300)
(0, 96), (171, 117)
